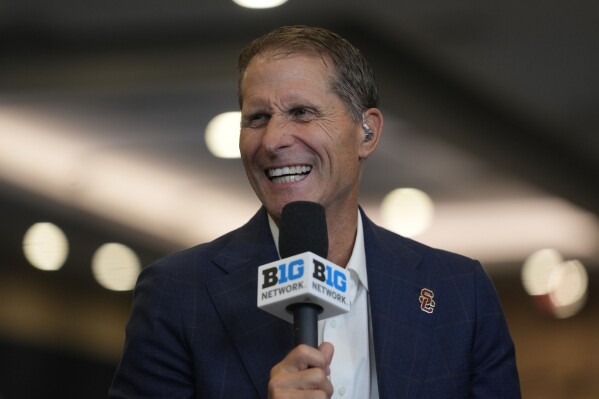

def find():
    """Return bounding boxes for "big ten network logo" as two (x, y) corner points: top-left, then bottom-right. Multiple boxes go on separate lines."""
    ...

(257, 254), (351, 322)
(261, 259), (347, 293)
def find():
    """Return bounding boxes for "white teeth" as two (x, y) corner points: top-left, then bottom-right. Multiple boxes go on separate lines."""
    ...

(268, 165), (311, 177)
(267, 165), (312, 183)
(271, 174), (308, 184)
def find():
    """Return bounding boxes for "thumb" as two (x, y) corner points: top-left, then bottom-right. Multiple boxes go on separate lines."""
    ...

(319, 342), (334, 371)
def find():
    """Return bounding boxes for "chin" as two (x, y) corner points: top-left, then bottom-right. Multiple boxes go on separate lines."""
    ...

(264, 199), (300, 221)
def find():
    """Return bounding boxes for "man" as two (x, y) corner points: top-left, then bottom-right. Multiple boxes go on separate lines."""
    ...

(110, 26), (521, 398)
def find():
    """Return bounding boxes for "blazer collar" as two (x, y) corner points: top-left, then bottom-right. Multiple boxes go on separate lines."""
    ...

(361, 210), (436, 398)
(206, 208), (293, 399)
(208, 207), (437, 398)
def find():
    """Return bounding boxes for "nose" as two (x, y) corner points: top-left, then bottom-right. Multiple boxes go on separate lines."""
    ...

(262, 116), (294, 155)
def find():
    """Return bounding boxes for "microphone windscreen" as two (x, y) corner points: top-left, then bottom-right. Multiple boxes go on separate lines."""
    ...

(279, 201), (328, 259)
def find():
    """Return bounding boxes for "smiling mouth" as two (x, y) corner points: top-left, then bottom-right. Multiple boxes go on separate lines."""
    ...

(267, 165), (312, 184)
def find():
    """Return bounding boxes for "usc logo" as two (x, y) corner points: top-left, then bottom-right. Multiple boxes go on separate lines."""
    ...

(419, 288), (436, 314)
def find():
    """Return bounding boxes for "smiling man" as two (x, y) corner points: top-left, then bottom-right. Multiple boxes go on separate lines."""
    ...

(239, 48), (381, 268)
(110, 26), (521, 399)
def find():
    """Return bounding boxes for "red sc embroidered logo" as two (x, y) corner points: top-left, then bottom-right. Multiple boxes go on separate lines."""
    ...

(419, 288), (436, 314)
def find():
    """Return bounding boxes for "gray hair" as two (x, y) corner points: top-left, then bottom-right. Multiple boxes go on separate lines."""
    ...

(237, 25), (379, 122)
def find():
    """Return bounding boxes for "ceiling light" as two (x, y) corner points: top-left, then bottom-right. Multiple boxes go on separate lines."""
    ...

(3, 108), (598, 265)
(521, 248), (589, 318)
(232, 0), (288, 9)
(205, 111), (241, 159)
(0, 107), (259, 248)
(521, 248), (563, 296)
(92, 243), (141, 291)
(22, 222), (69, 271)
(380, 188), (434, 237)
(548, 260), (588, 319)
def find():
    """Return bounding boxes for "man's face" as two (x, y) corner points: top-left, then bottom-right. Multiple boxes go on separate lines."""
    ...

(239, 52), (364, 223)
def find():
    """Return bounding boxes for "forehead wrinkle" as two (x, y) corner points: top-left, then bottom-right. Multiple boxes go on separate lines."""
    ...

(243, 86), (329, 113)
(241, 52), (340, 115)
(246, 52), (333, 84)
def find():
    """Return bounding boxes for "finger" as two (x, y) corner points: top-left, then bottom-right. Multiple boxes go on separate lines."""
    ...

(269, 345), (335, 397)
(269, 367), (333, 398)
(280, 344), (330, 372)
(318, 342), (334, 372)
(269, 387), (331, 399)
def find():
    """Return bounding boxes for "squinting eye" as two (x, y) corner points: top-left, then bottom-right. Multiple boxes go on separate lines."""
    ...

(291, 108), (316, 121)
(242, 113), (270, 128)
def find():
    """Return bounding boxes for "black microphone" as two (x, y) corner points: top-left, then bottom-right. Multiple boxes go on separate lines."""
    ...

(257, 201), (350, 348)
(280, 201), (328, 347)
(279, 201), (328, 259)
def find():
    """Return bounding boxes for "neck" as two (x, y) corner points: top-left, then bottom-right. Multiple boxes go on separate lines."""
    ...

(267, 201), (360, 267)
(325, 208), (359, 268)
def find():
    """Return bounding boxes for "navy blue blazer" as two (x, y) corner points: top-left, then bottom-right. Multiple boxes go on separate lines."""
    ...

(110, 207), (520, 398)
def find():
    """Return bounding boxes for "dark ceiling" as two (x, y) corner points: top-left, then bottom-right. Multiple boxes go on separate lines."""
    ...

(1, 3), (599, 397)
(1, 0), (598, 274)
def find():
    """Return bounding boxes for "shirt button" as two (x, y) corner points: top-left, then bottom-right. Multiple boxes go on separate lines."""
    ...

(338, 386), (346, 396)
(330, 319), (337, 328)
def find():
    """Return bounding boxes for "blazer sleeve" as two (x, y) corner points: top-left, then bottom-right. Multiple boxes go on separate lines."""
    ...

(469, 264), (521, 398)
(109, 262), (194, 399)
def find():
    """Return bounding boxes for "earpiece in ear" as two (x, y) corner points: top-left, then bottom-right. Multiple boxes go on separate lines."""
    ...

(362, 123), (373, 141)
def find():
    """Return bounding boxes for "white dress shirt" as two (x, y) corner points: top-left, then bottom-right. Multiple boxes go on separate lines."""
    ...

(269, 212), (379, 399)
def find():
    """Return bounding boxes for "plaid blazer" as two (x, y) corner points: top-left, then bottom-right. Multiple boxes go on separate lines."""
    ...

(110, 207), (520, 398)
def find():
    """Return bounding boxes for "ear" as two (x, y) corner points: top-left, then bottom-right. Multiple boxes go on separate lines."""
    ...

(359, 108), (383, 160)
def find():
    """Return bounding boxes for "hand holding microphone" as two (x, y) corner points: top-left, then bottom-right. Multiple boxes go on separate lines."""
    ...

(268, 342), (335, 398)
(257, 201), (350, 398)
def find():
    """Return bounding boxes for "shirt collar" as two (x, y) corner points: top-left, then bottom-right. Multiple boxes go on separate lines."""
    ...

(267, 211), (369, 293)
(346, 211), (369, 292)
(267, 214), (281, 255)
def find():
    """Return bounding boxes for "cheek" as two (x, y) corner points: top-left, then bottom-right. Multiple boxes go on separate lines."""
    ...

(313, 118), (339, 141)
(239, 132), (256, 160)
(239, 149), (257, 179)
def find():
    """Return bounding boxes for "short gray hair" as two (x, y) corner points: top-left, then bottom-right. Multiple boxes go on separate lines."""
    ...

(237, 25), (379, 122)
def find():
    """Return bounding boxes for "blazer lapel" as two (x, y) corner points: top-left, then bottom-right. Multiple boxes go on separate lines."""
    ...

(362, 213), (437, 398)
(206, 209), (294, 399)
(206, 208), (438, 398)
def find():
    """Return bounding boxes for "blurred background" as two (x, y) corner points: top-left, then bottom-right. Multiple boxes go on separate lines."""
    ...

(1, 0), (598, 397)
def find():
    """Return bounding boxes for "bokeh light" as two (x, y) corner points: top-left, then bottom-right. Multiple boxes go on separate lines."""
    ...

(380, 188), (434, 237)
(205, 111), (241, 159)
(548, 260), (588, 319)
(22, 222), (69, 271)
(92, 243), (141, 291)
(232, 0), (288, 9)
(521, 248), (589, 318)
(521, 248), (563, 296)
